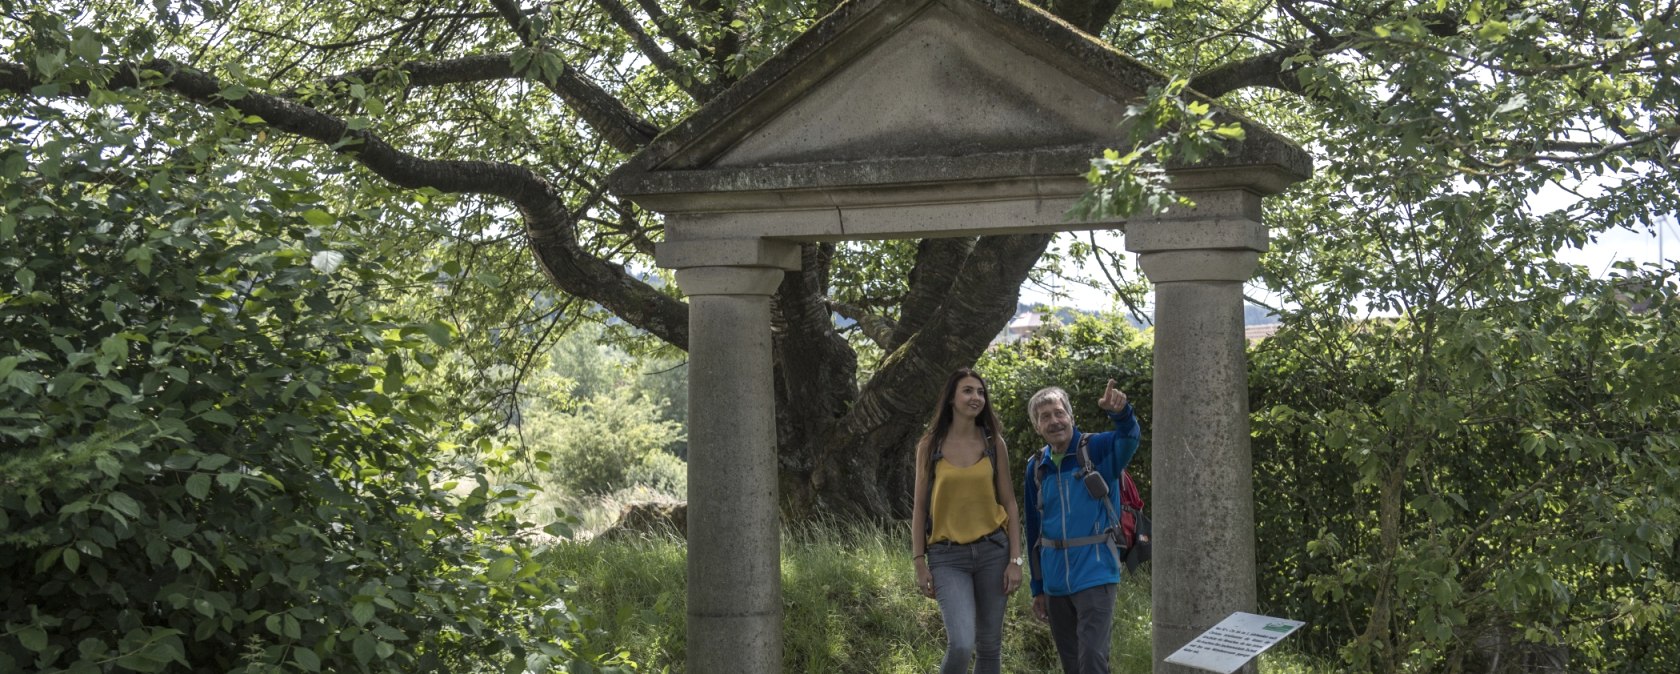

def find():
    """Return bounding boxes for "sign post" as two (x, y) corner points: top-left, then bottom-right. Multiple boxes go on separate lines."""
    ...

(1163, 612), (1306, 674)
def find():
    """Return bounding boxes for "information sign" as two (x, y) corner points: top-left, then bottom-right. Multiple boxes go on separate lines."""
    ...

(1162, 611), (1305, 674)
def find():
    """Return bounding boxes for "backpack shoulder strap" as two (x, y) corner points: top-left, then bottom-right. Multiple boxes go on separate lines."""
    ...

(1079, 433), (1124, 527)
(923, 439), (941, 535)
(1076, 433), (1095, 472)
(983, 431), (1002, 506)
(1031, 449), (1049, 513)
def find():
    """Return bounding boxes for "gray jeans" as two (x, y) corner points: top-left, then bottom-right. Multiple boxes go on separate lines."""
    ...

(1046, 583), (1118, 674)
(927, 530), (1009, 674)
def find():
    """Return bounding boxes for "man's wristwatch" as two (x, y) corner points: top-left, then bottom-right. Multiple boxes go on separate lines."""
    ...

(1011, 555), (1026, 567)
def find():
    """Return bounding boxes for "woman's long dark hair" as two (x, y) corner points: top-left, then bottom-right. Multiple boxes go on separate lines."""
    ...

(915, 367), (1004, 463)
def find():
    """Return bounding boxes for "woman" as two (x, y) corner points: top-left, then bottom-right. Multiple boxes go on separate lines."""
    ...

(910, 367), (1025, 674)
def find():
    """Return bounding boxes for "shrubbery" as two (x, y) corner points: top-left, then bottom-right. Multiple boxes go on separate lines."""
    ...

(519, 385), (686, 499)
(983, 299), (1680, 672)
(0, 117), (629, 673)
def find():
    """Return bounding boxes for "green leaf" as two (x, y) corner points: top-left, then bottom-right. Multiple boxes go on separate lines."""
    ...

(353, 634), (377, 664)
(419, 321), (452, 347)
(185, 473), (211, 499)
(1213, 124), (1246, 140)
(487, 556), (518, 581)
(311, 250), (345, 274)
(198, 454), (232, 471)
(172, 547), (192, 570)
(1495, 93), (1529, 115)
(35, 49), (66, 78)
(18, 626), (48, 652)
(302, 209), (335, 227)
(382, 354), (404, 394)
(63, 546), (80, 572)
(200, 409), (236, 427)
(107, 492), (142, 519)
(352, 600), (376, 625)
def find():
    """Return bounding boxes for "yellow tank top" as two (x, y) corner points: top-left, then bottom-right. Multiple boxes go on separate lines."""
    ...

(928, 456), (1008, 544)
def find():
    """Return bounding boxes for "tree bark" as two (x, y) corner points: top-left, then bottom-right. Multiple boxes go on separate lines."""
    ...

(786, 233), (1053, 519)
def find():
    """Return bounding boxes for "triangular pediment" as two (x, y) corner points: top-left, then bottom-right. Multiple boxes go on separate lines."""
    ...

(703, 2), (1132, 169)
(607, 0), (1310, 210)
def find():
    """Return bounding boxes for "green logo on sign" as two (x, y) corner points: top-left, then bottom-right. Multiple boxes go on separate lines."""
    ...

(1263, 623), (1294, 633)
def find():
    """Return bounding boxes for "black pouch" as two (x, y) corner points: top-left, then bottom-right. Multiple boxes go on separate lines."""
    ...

(1081, 469), (1109, 500)
(1125, 514), (1153, 573)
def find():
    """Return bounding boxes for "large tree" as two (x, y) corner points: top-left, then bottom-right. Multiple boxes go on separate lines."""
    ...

(3, 0), (1675, 521)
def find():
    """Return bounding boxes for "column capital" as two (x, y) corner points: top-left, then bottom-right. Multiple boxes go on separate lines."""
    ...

(676, 266), (786, 296)
(1135, 249), (1261, 284)
(657, 238), (801, 271)
(1124, 218), (1268, 255)
(1126, 218), (1267, 284)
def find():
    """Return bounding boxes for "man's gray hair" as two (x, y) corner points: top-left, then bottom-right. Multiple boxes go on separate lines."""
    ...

(1027, 386), (1073, 421)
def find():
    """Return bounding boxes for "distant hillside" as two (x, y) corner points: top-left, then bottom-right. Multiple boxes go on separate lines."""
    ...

(1016, 302), (1280, 328)
(1244, 303), (1280, 325)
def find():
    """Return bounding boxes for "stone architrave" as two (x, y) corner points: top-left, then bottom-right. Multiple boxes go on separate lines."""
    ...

(606, 2), (1313, 673)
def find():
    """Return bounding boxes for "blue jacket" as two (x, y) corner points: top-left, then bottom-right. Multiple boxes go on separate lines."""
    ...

(1023, 404), (1141, 597)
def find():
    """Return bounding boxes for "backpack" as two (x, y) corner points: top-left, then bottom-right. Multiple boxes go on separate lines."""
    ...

(1117, 470), (1151, 572)
(1032, 434), (1151, 573)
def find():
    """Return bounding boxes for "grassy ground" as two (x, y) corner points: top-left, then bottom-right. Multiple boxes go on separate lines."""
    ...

(540, 518), (1335, 673)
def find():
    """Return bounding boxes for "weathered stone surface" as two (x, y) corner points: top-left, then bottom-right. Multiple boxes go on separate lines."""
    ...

(684, 281), (782, 674)
(656, 238), (801, 271)
(1144, 269), (1260, 674)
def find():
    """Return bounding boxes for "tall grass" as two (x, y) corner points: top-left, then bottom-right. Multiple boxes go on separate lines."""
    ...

(540, 518), (1334, 673)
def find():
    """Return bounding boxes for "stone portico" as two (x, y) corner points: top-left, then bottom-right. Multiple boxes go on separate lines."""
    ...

(606, 1), (1312, 673)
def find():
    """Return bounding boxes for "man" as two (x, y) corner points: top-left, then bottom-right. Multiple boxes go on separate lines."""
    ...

(1022, 379), (1142, 674)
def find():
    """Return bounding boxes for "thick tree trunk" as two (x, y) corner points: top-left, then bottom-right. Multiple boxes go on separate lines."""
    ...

(775, 233), (1054, 520)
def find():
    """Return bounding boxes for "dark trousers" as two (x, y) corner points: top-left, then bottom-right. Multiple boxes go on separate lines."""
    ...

(1046, 583), (1117, 674)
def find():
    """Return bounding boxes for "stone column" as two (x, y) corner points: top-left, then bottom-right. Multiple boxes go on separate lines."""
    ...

(1125, 204), (1267, 674)
(657, 238), (801, 674)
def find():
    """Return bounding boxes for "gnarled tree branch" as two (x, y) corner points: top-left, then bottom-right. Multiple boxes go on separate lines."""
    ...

(487, 0), (659, 152)
(592, 0), (722, 102)
(315, 53), (522, 92)
(889, 237), (975, 351)
(828, 299), (897, 348)
(0, 59), (689, 348)
(633, 0), (703, 54)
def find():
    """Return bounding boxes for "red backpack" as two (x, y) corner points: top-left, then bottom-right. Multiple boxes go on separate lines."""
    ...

(1116, 469), (1150, 571)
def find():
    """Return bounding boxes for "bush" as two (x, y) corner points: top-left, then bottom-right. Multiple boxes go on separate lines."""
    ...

(518, 384), (686, 498)
(0, 122), (629, 673)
